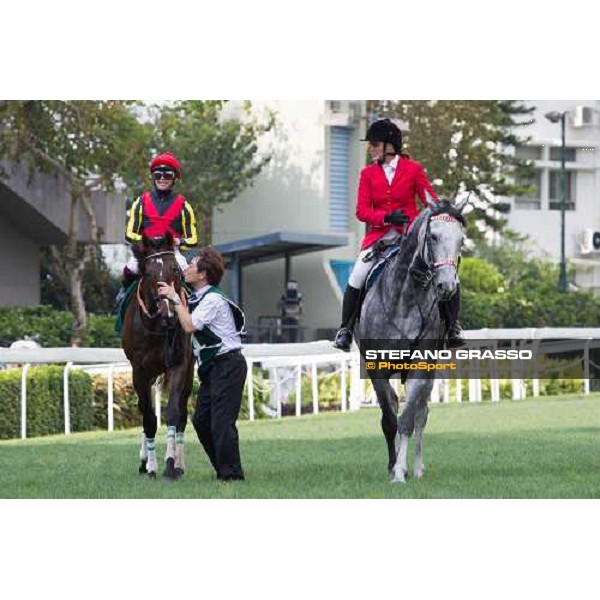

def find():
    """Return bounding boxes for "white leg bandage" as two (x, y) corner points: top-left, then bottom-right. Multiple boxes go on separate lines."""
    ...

(146, 438), (157, 473)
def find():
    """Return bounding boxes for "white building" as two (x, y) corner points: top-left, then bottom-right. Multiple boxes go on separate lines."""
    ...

(507, 100), (600, 292)
(213, 101), (368, 341)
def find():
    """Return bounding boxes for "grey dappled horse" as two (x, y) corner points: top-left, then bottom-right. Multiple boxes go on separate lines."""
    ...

(358, 194), (468, 483)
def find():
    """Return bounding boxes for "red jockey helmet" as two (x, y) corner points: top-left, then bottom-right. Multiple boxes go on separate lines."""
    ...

(150, 152), (182, 178)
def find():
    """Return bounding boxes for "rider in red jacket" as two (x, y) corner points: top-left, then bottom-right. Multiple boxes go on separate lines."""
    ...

(333, 119), (464, 351)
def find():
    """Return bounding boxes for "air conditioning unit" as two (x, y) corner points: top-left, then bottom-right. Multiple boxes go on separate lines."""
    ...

(580, 228), (600, 254)
(572, 105), (595, 128)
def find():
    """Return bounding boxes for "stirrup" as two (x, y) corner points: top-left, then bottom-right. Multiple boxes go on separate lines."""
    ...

(333, 327), (353, 352)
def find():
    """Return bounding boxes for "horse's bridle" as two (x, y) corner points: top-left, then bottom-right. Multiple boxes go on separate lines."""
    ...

(137, 250), (181, 321)
(410, 213), (462, 289)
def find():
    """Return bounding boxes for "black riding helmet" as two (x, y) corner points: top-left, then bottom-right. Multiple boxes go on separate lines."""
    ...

(362, 118), (403, 157)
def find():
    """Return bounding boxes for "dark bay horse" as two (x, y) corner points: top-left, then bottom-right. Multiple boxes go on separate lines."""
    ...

(121, 233), (194, 481)
(358, 195), (468, 483)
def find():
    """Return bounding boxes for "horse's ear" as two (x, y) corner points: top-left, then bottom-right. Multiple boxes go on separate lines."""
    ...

(424, 190), (437, 208)
(165, 230), (174, 248)
(142, 233), (150, 248)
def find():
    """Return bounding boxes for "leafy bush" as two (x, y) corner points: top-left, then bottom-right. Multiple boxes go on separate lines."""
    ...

(460, 245), (600, 329)
(91, 367), (270, 432)
(0, 366), (93, 439)
(0, 306), (121, 348)
(88, 314), (121, 348)
(0, 306), (73, 347)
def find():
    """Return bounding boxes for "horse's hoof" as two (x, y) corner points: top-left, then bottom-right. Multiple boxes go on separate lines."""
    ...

(174, 467), (185, 480)
(163, 458), (177, 482)
(139, 459), (147, 474)
(389, 468), (408, 484)
(148, 471), (157, 480)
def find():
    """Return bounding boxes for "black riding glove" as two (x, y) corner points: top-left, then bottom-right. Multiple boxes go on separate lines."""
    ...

(384, 209), (410, 225)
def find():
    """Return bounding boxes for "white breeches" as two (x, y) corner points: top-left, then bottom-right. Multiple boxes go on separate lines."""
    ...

(348, 229), (399, 289)
(125, 247), (189, 274)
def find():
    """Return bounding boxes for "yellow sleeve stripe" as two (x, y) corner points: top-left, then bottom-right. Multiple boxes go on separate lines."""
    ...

(125, 197), (143, 243)
(181, 201), (198, 247)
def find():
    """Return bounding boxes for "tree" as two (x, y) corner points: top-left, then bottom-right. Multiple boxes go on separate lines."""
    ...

(40, 245), (120, 315)
(150, 101), (275, 245)
(0, 101), (152, 345)
(367, 100), (536, 243)
(459, 242), (600, 329)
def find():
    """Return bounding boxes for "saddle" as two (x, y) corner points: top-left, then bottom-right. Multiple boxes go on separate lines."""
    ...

(353, 236), (402, 326)
(364, 236), (402, 292)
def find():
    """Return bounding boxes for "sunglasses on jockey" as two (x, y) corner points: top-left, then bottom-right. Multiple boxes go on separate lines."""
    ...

(152, 169), (176, 181)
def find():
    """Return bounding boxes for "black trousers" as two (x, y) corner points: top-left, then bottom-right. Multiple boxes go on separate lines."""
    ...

(192, 351), (248, 481)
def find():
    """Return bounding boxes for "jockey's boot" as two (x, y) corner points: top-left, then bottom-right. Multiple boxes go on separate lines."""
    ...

(440, 286), (465, 348)
(333, 285), (361, 352)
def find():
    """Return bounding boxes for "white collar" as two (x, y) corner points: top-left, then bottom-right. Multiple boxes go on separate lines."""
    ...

(191, 285), (212, 300)
(386, 155), (400, 170)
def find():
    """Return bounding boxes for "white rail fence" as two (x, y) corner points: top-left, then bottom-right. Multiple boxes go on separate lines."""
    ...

(2, 329), (600, 440)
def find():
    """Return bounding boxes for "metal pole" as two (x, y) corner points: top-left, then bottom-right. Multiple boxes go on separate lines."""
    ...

(284, 253), (291, 287)
(230, 254), (241, 305)
(107, 364), (114, 432)
(154, 384), (161, 427)
(296, 361), (302, 417)
(584, 339), (591, 395)
(63, 362), (73, 435)
(20, 364), (31, 440)
(559, 112), (568, 292)
(311, 362), (319, 414)
(341, 358), (347, 412)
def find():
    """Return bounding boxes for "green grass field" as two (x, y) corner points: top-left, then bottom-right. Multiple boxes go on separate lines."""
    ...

(1, 393), (599, 498)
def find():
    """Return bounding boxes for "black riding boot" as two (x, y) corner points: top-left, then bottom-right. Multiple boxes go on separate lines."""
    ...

(115, 267), (138, 309)
(439, 286), (465, 349)
(333, 285), (361, 351)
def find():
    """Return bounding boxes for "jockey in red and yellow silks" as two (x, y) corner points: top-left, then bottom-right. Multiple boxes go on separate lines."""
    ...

(332, 119), (464, 351)
(117, 152), (198, 303)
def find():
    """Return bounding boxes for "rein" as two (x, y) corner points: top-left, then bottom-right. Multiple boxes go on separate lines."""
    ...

(410, 213), (461, 288)
(136, 249), (180, 324)
(145, 250), (176, 260)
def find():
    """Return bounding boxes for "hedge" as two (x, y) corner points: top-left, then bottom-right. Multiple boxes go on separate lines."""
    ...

(0, 306), (120, 348)
(91, 370), (270, 431)
(0, 366), (93, 440)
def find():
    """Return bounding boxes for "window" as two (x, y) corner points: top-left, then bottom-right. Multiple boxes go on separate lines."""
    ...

(549, 170), (576, 210)
(328, 100), (342, 113)
(328, 126), (350, 231)
(550, 147), (577, 162)
(515, 170), (542, 210)
(515, 145), (542, 161)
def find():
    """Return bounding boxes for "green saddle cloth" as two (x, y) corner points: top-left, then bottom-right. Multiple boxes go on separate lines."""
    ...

(114, 279), (139, 336)
(114, 280), (194, 336)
